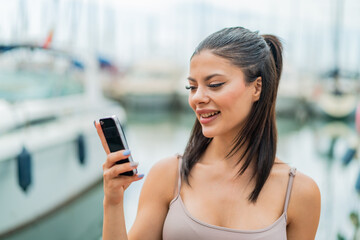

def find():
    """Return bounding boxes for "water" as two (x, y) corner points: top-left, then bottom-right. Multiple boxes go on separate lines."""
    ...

(1, 181), (104, 240)
(2, 111), (359, 240)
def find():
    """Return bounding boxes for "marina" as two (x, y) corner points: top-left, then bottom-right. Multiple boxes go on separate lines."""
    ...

(0, 0), (360, 239)
(0, 111), (359, 239)
(0, 46), (126, 238)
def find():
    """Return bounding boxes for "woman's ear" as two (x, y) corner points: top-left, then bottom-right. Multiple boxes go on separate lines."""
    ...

(253, 77), (262, 102)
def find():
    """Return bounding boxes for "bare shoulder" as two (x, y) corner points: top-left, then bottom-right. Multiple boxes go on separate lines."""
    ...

(148, 154), (179, 177)
(272, 160), (321, 213)
(140, 155), (180, 204)
(286, 169), (321, 238)
(289, 169), (321, 214)
(272, 160), (321, 199)
(292, 170), (321, 200)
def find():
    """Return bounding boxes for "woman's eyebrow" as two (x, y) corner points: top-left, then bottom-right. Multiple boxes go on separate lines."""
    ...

(187, 73), (223, 82)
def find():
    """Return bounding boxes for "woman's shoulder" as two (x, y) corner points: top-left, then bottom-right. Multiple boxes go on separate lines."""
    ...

(284, 167), (321, 236)
(289, 169), (321, 212)
(273, 160), (321, 229)
(141, 154), (180, 203)
(292, 169), (320, 196)
(148, 154), (180, 178)
(272, 159), (320, 201)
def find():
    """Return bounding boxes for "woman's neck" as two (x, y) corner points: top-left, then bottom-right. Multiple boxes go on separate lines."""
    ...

(201, 134), (252, 171)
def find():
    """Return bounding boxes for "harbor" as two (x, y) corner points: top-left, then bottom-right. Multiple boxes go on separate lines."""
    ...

(1, 0), (360, 239)
(1, 111), (359, 239)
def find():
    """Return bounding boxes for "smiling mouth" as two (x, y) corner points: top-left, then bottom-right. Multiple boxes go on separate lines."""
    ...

(200, 111), (221, 118)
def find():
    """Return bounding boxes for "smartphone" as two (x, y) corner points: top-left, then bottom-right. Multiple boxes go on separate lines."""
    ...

(99, 115), (137, 176)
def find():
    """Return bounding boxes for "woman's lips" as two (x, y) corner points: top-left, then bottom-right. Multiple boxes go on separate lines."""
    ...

(199, 112), (220, 124)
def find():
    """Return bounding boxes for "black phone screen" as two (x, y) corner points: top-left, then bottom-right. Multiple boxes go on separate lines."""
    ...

(100, 117), (133, 176)
(102, 125), (125, 152)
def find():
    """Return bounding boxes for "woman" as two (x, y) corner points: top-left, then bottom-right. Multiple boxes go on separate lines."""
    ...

(95, 27), (321, 240)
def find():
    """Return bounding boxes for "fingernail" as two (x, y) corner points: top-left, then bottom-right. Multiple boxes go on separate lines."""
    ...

(138, 174), (145, 178)
(93, 120), (96, 128)
(123, 149), (131, 156)
(130, 161), (139, 167)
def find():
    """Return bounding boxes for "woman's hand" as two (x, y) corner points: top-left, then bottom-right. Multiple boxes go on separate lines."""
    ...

(94, 121), (144, 206)
(95, 120), (176, 240)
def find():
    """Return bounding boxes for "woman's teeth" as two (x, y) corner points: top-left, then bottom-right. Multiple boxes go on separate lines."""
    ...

(201, 111), (220, 118)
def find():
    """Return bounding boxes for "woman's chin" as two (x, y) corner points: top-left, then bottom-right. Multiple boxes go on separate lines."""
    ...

(202, 130), (216, 138)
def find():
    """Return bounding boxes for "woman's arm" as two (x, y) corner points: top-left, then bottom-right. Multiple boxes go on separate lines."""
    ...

(128, 156), (179, 240)
(96, 121), (178, 240)
(102, 155), (178, 240)
(95, 122), (144, 240)
(286, 171), (321, 240)
(102, 193), (129, 240)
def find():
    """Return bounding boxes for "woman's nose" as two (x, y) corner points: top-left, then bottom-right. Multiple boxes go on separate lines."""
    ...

(190, 87), (210, 105)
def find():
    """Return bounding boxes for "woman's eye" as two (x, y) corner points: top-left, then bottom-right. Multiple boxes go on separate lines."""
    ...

(185, 85), (197, 90)
(208, 82), (225, 88)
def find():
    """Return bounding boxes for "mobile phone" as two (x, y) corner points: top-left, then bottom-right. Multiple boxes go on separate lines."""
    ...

(99, 115), (137, 176)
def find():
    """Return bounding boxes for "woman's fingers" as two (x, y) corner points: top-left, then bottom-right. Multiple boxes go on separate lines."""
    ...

(121, 173), (145, 184)
(104, 173), (145, 193)
(103, 150), (133, 169)
(94, 120), (111, 154)
(127, 174), (145, 184)
(103, 162), (139, 179)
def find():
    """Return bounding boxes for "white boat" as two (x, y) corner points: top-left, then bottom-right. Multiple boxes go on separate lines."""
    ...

(103, 59), (183, 111)
(0, 48), (125, 237)
(310, 74), (359, 119)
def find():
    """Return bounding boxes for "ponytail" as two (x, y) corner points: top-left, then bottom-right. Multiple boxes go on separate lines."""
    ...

(262, 34), (283, 84)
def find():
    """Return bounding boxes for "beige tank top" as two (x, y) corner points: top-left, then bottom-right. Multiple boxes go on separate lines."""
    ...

(162, 158), (296, 240)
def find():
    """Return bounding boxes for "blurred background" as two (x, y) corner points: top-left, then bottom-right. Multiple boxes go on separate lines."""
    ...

(0, 0), (360, 239)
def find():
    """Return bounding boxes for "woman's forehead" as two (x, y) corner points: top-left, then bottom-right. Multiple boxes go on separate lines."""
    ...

(189, 51), (244, 78)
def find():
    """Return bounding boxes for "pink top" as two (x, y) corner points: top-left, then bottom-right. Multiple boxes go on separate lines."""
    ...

(163, 159), (296, 240)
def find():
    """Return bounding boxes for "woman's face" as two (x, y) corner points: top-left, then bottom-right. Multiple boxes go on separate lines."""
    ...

(188, 50), (260, 139)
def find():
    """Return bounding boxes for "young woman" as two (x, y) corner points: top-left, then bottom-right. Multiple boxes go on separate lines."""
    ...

(95, 27), (321, 240)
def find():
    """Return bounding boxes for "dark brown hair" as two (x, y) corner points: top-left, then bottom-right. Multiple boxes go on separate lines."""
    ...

(182, 27), (283, 202)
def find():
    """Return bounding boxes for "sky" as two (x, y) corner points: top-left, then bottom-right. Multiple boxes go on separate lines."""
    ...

(0, 0), (359, 73)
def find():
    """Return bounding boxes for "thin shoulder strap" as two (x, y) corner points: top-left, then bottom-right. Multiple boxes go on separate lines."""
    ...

(169, 154), (183, 206)
(283, 168), (297, 213)
(175, 154), (182, 196)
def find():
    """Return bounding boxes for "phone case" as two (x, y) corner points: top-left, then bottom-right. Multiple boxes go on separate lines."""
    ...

(99, 115), (137, 176)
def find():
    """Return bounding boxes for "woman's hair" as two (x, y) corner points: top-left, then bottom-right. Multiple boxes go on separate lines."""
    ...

(182, 27), (283, 203)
